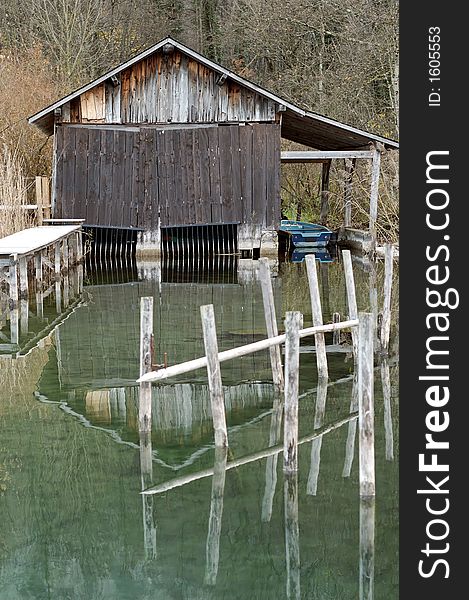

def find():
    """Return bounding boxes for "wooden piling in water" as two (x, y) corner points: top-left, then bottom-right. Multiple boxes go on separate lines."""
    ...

(139, 296), (154, 433)
(344, 158), (356, 227)
(201, 304), (228, 448)
(258, 258), (284, 392)
(358, 312), (375, 498)
(305, 255), (328, 380)
(284, 311), (303, 473)
(380, 243), (393, 353)
(342, 250), (359, 361)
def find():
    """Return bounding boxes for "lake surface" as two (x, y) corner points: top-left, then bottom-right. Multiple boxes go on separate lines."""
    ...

(0, 255), (398, 599)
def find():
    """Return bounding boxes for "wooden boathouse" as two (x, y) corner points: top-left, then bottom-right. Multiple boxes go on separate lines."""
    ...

(29, 37), (398, 256)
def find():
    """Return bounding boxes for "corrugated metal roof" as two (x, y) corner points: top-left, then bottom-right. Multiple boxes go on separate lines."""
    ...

(28, 36), (399, 150)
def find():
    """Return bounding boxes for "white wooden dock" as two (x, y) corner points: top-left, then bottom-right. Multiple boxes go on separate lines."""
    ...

(0, 224), (84, 348)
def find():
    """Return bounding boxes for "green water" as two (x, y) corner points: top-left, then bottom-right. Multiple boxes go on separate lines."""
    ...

(0, 257), (398, 599)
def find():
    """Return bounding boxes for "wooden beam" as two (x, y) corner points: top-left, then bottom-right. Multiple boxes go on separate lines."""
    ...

(138, 319), (358, 384)
(281, 150), (374, 163)
(358, 313), (375, 498)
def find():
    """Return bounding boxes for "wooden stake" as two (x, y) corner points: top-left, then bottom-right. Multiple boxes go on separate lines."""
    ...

(35, 176), (44, 226)
(380, 243), (393, 353)
(205, 446), (228, 585)
(284, 311), (303, 473)
(201, 304), (228, 448)
(305, 255), (328, 380)
(358, 312), (375, 498)
(258, 258), (284, 392)
(342, 250), (359, 361)
(285, 472), (301, 599)
(139, 296), (154, 433)
(369, 146), (381, 251)
(10, 307), (19, 345)
(359, 497), (375, 600)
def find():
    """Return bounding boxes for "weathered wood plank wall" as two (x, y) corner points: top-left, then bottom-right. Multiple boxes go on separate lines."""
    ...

(59, 51), (278, 126)
(55, 123), (280, 231)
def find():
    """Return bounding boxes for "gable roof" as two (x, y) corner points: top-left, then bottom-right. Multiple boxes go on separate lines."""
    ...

(28, 36), (399, 151)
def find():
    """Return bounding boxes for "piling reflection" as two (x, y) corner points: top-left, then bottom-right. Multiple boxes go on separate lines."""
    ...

(139, 431), (157, 560)
(307, 379), (328, 495)
(284, 471), (300, 600)
(261, 393), (283, 522)
(343, 372), (359, 477)
(381, 358), (394, 461)
(1, 264), (83, 356)
(359, 497), (375, 600)
(204, 446), (228, 586)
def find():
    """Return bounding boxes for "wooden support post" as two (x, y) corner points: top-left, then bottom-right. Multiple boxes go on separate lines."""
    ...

(359, 497), (375, 600)
(10, 306), (19, 345)
(9, 256), (18, 308)
(305, 255), (328, 380)
(342, 373), (359, 478)
(18, 257), (28, 300)
(204, 446), (228, 585)
(55, 280), (61, 313)
(258, 258), (284, 392)
(342, 250), (359, 361)
(139, 296), (154, 433)
(332, 312), (341, 346)
(381, 358), (394, 461)
(139, 431), (157, 559)
(380, 243), (393, 353)
(369, 146), (381, 252)
(201, 304), (228, 448)
(358, 313), (375, 498)
(306, 379), (328, 495)
(319, 159), (331, 225)
(35, 176), (43, 226)
(62, 240), (70, 308)
(344, 158), (356, 227)
(76, 230), (83, 263)
(262, 394), (283, 522)
(284, 311), (303, 473)
(54, 242), (61, 280)
(35, 253), (42, 288)
(284, 472), (301, 600)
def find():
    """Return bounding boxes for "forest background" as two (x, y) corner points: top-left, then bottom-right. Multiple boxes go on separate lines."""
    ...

(0, 0), (399, 241)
